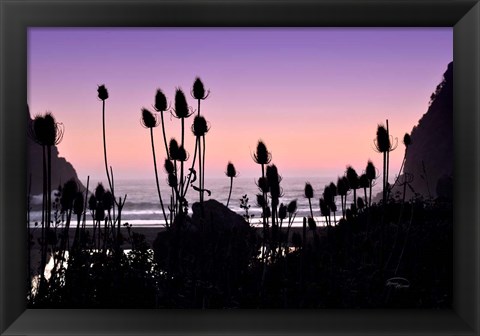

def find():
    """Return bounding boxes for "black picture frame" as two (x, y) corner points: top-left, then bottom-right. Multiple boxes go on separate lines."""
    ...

(1, 0), (479, 335)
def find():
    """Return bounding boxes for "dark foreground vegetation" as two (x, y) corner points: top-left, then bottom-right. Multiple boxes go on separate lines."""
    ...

(27, 76), (452, 308)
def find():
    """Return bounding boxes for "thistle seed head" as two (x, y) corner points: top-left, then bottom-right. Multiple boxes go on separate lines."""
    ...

(141, 108), (159, 129)
(253, 140), (271, 165)
(226, 162), (238, 178)
(304, 182), (314, 199)
(154, 89), (168, 112)
(97, 84), (109, 101)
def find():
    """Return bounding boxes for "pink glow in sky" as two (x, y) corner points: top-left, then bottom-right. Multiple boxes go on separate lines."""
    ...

(28, 28), (452, 181)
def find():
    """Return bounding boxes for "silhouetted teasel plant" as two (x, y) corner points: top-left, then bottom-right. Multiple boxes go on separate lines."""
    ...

(191, 115), (211, 205)
(373, 120), (398, 204)
(97, 85), (127, 247)
(153, 89), (171, 159)
(304, 182), (315, 227)
(141, 108), (169, 228)
(337, 176), (349, 218)
(346, 166), (360, 213)
(171, 88), (193, 208)
(252, 140), (272, 261)
(365, 160), (378, 207)
(28, 112), (64, 292)
(225, 162), (239, 207)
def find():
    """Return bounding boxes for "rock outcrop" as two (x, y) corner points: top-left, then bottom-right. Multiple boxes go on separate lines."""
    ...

(390, 62), (453, 200)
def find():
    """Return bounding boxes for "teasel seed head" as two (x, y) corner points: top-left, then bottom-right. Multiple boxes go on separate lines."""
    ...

(366, 160), (377, 181)
(73, 192), (84, 216)
(154, 89), (168, 112)
(167, 173), (178, 188)
(103, 190), (114, 211)
(192, 77), (210, 100)
(97, 84), (109, 101)
(164, 159), (175, 174)
(226, 162), (238, 178)
(192, 115), (210, 137)
(169, 138), (180, 160)
(374, 124), (390, 153)
(176, 145), (189, 162)
(359, 173), (369, 189)
(253, 140), (271, 165)
(403, 133), (412, 147)
(279, 203), (287, 220)
(346, 166), (359, 190)
(94, 183), (105, 200)
(307, 217), (316, 230)
(173, 88), (192, 119)
(60, 179), (79, 212)
(141, 108), (159, 129)
(256, 194), (266, 208)
(256, 177), (269, 194)
(88, 195), (97, 211)
(287, 199), (298, 214)
(304, 182), (314, 199)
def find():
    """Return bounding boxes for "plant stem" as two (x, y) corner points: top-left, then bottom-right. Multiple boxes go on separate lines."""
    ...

(226, 177), (233, 207)
(150, 127), (169, 228)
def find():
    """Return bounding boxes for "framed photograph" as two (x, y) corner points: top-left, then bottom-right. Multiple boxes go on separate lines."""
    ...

(1, 0), (479, 335)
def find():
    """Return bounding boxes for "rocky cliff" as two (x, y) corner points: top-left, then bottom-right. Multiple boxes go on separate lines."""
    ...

(391, 62), (453, 200)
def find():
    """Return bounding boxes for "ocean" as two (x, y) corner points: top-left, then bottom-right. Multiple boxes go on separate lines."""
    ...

(28, 176), (382, 228)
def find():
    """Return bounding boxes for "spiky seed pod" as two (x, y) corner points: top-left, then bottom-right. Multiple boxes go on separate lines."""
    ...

(323, 185), (332, 203)
(176, 145), (189, 162)
(95, 204), (105, 221)
(226, 162), (238, 178)
(287, 199), (298, 213)
(253, 140), (271, 165)
(319, 198), (330, 217)
(257, 177), (269, 193)
(103, 191), (114, 211)
(279, 203), (287, 220)
(375, 124), (390, 153)
(154, 89), (168, 112)
(359, 174), (369, 189)
(192, 115), (210, 136)
(141, 108), (159, 128)
(346, 166), (359, 190)
(164, 159), (174, 174)
(60, 179), (79, 212)
(266, 164), (282, 187)
(88, 195), (97, 211)
(337, 177), (348, 196)
(97, 85), (109, 101)
(30, 115), (47, 145)
(329, 182), (337, 197)
(357, 197), (365, 210)
(256, 194), (266, 208)
(173, 88), (191, 118)
(304, 182), (314, 199)
(167, 173), (178, 188)
(73, 192), (84, 216)
(403, 133), (412, 147)
(366, 160), (376, 181)
(169, 138), (180, 160)
(192, 77), (208, 100)
(41, 112), (64, 146)
(307, 217), (316, 230)
(94, 183), (106, 200)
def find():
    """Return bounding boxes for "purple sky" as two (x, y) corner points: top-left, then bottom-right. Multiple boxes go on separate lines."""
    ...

(28, 28), (452, 181)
